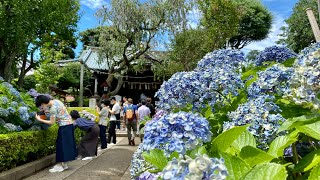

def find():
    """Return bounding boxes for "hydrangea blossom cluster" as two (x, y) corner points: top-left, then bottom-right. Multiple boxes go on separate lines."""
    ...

(196, 49), (245, 71)
(155, 69), (244, 111)
(130, 144), (154, 178)
(255, 46), (297, 65)
(248, 64), (294, 98)
(0, 107), (9, 117)
(162, 154), (228, 180)
(288, 43), (320, 107)
(0, 76), (3, 82)
(18, 107), (32, 125)
(2, 82), (21, 100)
(81, 110), (96, 121)
(225, 95), (286, 149)
(136, 171), (162, 180)
(3, 123), (22, 132)
(142, 111), (212, 156)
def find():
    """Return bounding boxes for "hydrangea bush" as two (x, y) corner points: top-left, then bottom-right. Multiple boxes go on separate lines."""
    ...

(255, 46), (297, 65)
(0, 78), (39, 133)
(132, 45), (320, 180)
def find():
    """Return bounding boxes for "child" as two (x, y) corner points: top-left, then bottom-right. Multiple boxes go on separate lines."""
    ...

(70, 110), (100, 160)
(35, 95), (77, 173)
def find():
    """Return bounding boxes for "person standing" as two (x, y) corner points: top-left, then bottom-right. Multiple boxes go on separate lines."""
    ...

(146, 97), (155, 117)
(107, 97), (120, 144)
(70, 110), (99, 160)
(35, 95), (77, 173)
(123, 98), (138, 146)
(137, 100), (151, 121)
(96, 100), (110, 150)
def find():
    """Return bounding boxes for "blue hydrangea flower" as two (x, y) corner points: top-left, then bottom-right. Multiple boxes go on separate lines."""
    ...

(0, 107), (9, 117)
(0, 96), (9, 104)
(18, 106), (30, 123)
(196, 49), (245, 71)
(130, 144), (154, 179)
(3, 123), (21, 131)
(155, 70), (244, 111)
(0, 76), (3, 82)
(225, 95), (286, 150)
(162, 154), (228, 180)
(142, 112), (212, 156)
(255, 46), (297, 65)
(7, 107), (16, 114)
(28, 125), (42, 131)
(0, 118), (5, 125)
(10, 101), (18, 107)
(289, 43), (320, 107)
(2, 82), (21, 100)
(248, 64), (294, 98)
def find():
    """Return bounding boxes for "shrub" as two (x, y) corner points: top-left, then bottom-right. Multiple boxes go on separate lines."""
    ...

(0, 125), (85, 172)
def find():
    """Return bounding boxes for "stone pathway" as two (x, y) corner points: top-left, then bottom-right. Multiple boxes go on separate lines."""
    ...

(24, 137), (139, 180)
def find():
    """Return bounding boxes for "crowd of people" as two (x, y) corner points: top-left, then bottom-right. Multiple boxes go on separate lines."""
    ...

(34, 94), (155, 173)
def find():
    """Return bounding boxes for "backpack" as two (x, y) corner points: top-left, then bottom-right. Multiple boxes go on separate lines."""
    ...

(125, 105), (135, 121)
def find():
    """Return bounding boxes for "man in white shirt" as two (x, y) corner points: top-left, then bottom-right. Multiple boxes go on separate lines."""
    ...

(107, 97), (120, 144)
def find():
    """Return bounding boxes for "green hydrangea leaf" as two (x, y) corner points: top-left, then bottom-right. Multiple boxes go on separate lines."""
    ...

(296, 121), (320, 140)
(268, 133), (298, 157)
(240, 146), (275, 167)
(142, 149), (168, 171)
(231, 131), (256, 154)
(241, 163), (287, 180)
(308, 164), (320, 180)
(220, 153), (250, 180)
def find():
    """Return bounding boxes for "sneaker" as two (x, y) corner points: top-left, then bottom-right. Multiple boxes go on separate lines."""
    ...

(49, 165), (64, 173)
(110, 143), (115, 145)
(63, 164), (69, 170)
(82, 157), (93, 161)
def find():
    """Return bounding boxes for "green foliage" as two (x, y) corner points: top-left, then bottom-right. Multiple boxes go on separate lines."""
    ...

(21, 75), (37, 91)
(293, 149), (320, 173)
(58, 62), (92, 91)
(229, 0), (272, 49)
(142, 149), (168, 172)
(0, 0), (80, 82)
(267, 134), (298, 158)
(278, 0), (318, 53)
(246, 50), (260, 61)
(34, 63), (62, 93)
(241, 163), (288, 180)
(210, 125), (249, 156)
(296, 121), (320, 140)
(220, 152), (250, 180)
(308, 164), (320, 180)
(231, 131), (256, 154)
(277, 114), (320, 133)
(198, 0), (241, 49)
(240, 146), (275, 167)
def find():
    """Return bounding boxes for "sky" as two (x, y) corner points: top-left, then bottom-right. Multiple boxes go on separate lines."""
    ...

(75, 0), (300, 56)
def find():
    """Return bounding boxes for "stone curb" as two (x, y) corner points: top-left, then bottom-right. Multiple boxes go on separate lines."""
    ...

(0, 154), (56, 180)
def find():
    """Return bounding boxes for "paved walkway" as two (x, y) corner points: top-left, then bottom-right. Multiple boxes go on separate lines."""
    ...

(24, 137), (139, 180)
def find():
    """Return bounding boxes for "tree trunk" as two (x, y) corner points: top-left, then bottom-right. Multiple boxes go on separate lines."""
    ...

(108, 76), (123, 96)
(2, 52), (15, 82)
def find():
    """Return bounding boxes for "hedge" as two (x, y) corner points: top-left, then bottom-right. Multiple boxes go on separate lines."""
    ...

(0, 107), (96, 172)
(0, 125), (85, 172)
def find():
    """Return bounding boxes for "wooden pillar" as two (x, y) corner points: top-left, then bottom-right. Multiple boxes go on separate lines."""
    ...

(306, 8), (320, 42)
(79, 62), (84, 107)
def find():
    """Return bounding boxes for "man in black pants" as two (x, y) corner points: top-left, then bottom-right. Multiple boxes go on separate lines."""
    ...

(107, 97), (120, 144)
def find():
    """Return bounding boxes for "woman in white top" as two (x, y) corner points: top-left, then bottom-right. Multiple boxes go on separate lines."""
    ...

(96, 100), (110, 150)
